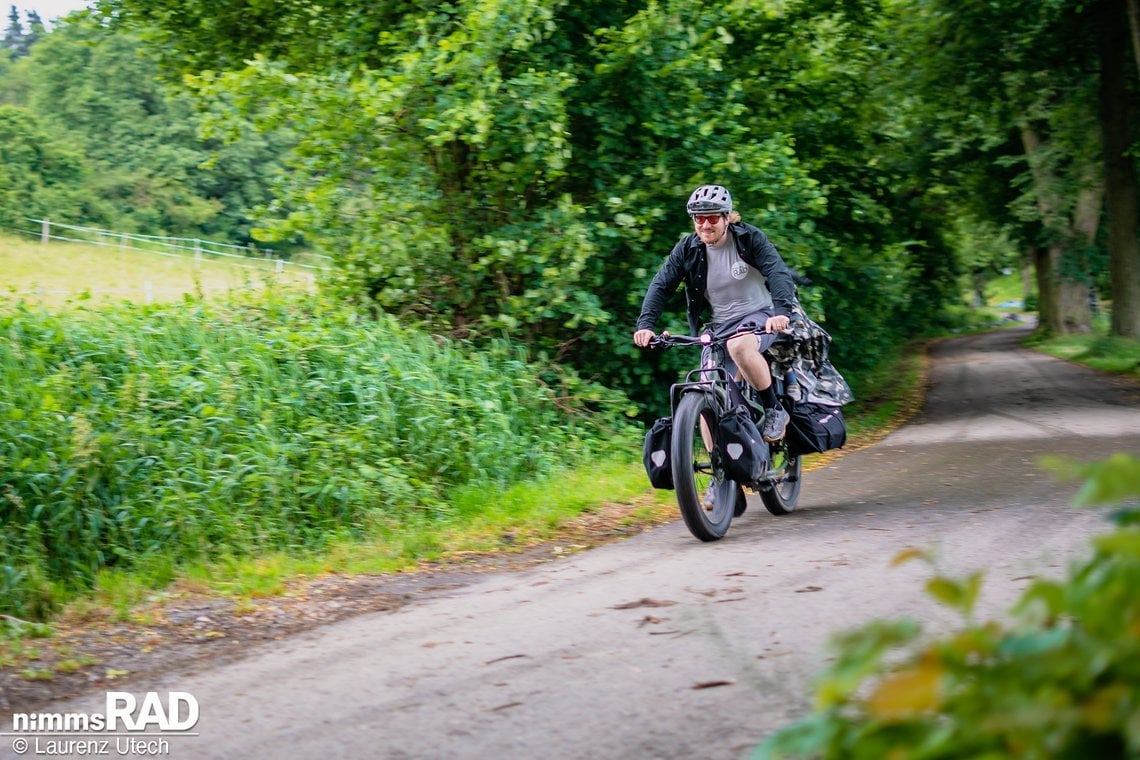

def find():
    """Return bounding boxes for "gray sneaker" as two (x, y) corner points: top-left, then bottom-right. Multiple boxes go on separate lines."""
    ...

(761, 406), (790, 443)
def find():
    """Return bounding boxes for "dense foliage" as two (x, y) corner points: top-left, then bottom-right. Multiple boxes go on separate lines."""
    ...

(756, 453), (1140, 759)
(94, 0), (1138, 395)
(0, 14), (289, 246)
(0, 293), (631, 619)
(1, 1), (1134, 408)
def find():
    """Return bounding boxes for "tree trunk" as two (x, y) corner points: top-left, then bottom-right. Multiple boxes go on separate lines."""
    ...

(1032, 244), (1062, 334)
(1019, 126), (1093, 334)
(1021, 257), (1034, 305)
(1100, 0), (1140, 338)
(1061, 175), (1105, 333)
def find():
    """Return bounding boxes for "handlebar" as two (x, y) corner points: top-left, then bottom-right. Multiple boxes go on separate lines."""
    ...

(642, 320), (804, 351)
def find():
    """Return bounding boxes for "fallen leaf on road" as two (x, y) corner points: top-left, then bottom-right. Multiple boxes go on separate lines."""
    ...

(692, 680), (735, 689)
(795, 586), (823, 593)
(485, 654), (528, 665)
(611, 598), (677, 609)
(637, 615), (667, 627)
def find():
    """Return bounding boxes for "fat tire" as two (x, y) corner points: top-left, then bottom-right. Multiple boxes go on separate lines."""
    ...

(672, 391), (738, 541)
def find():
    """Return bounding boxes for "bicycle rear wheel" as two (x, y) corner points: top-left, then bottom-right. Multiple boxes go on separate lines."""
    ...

(759, 442), (801, 515)
(672, 391), (738, 541)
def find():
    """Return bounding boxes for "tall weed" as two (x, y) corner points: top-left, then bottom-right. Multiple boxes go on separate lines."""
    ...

(0, 293), (632, 618)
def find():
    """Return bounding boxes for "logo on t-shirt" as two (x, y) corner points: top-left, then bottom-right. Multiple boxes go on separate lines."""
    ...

(731, 260), (749, 280)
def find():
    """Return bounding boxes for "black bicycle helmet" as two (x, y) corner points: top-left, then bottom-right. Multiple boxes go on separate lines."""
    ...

(686, 184), (733, 215)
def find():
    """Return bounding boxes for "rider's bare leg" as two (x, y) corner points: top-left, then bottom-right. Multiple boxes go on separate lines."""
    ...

(698, 416), (715, 509)
(726, 334), (773, 391)
(727, 332), (789, 442)
(699, 416), (713, 452)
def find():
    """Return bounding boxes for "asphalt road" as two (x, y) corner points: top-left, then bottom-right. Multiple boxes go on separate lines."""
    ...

(5, 325), (1140, 760)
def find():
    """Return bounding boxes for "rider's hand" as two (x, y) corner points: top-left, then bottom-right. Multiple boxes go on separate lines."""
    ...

(633, 329), (657, 348)
(765, 315), (791, 333)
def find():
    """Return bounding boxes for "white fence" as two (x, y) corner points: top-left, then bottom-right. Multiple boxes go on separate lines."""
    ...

(15, 218), (331, 274)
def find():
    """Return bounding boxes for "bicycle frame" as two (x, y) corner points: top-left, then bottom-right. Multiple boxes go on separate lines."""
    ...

(668, 365), (733, 418)
(643, 327), (804, 539)
(664, 338), (791, 489)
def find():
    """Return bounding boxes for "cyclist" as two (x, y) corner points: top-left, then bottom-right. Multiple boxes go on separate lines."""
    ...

(633, 184), (797, 443)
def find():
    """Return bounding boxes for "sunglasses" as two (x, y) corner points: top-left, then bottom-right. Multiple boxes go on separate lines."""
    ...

(691, 214), (723, 225)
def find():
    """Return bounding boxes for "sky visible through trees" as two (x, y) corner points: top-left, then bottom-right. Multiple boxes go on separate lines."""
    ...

(10, 1), (90, 27)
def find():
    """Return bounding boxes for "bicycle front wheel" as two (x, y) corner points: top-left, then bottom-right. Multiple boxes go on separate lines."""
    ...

(672, 391), (738, 541)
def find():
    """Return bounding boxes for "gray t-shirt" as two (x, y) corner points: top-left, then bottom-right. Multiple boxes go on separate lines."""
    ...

(706, 235), (773, 323)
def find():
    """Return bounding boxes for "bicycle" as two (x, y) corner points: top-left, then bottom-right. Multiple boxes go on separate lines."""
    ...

(646, 328), (802, 541)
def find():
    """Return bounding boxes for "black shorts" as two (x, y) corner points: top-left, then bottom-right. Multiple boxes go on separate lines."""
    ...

(700, 310), (777, 378)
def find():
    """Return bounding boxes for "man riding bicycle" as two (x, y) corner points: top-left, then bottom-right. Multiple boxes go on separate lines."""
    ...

(633, 184), (797, 443)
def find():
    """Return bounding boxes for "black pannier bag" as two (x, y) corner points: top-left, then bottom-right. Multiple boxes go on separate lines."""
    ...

(716, 405), (769, 484)
(643, 416), (674, 489)
(785, 402), (847, 456)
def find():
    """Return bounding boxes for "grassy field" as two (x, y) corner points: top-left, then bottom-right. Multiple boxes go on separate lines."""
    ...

(982, 270), (1032, 309)
(0, 233), (315, 307)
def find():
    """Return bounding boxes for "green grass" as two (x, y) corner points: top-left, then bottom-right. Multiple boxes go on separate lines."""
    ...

(0, 291), (637, 621)
(982, 271), (1031, 309)
(0, 233), (313, 307)
(951, 271), (1034, 329)
(41, 349), (920, 627)
(965, 273), (1140, 378)
(0, 248), (928, 633)
(1025, 323), (1140, 377)
(67, 457), (668, 619)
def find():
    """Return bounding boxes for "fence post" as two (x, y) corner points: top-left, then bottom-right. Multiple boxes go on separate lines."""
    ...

(41, 219), (50, 243)
(145, 281), (154, 304)
(275, 259), (285, 274)
(195, 239), (202, 262)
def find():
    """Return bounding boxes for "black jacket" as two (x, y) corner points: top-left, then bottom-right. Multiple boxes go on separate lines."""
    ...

(635, 221), (797, 336)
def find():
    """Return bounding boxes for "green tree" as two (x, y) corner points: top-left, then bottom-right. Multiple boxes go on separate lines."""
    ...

(0, 16), (292, 243)
(183, 1), (612, 341)
(3, 4), (23, 60)
(111, 1), (959, 399)
(889, 0), (1139, 337)
(2, 5), (41, 58)
(0, 104), (86, 224)
(19, 0), (1114, 421)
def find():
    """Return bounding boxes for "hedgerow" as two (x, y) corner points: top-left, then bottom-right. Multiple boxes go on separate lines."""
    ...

(0, 292), (634, 619)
